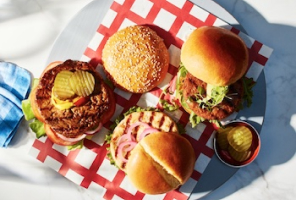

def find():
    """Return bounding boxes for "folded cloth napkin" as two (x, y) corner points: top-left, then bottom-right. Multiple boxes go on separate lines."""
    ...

(0, 62), (31, 100)
(0, 62), (31, 147)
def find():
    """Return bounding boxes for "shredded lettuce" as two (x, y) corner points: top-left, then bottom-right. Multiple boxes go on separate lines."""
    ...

(195, 84), (229, 110)
(176, 63), (190, 111)
(176, 62), (225, 128)
(179, 62), (188, 78)
(189, 112), (205, 128)
(175, 62), (256, 128)
(159, 99), (179, 111)
(123, 106), (160, 117)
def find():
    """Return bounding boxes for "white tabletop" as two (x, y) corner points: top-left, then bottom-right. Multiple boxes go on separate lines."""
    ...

(0, 0), (296, 199)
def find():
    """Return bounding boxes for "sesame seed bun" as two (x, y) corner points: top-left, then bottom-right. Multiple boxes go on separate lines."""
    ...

(181, 26), (249, 86)
(102, 25), (169, 93)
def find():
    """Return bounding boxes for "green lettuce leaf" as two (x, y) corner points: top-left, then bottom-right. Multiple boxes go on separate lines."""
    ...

(159, 99), (179, 112)
(189, 112), (205, 128)
(21, 78), (39, 121)
(176, 62), (224, 127)
(22, 78), (84, 150)
(67, 140), (83, 151)
(21, 99), (35, 121)
(179, 62), (188, 78)
(22, 78), (46, 139)
(196, 84), (229, 110)
(242, 77), (255, 107)
(29, 119), (46, 138)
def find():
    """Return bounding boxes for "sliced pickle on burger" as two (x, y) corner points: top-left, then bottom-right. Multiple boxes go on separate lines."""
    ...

(227, 126), (252, 152)
(52, 70), (75, 100)
(69, 70), (95, 97)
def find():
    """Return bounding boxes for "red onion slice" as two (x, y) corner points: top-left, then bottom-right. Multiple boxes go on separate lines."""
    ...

(56, 132), (86, 143)
(116, 122), (158, 163)
(126, 121), (150, 139)
(116, 134), (136, 146)
(117, 141), (137, 163)
(138, 127), (159, 141)
(85, 123), (102, 135)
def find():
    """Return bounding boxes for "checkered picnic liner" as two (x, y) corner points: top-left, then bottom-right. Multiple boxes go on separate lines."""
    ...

(29, 0), (273, 199)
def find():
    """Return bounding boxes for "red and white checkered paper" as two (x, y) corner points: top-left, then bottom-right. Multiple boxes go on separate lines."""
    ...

(29, 0), (273, 199)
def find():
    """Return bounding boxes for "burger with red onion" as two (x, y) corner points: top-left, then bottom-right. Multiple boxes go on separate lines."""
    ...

(105, 107), (195, 194)
(22, 60), (115, 148)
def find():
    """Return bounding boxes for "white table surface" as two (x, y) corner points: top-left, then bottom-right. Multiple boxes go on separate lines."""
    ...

(1, 0), (296, 199)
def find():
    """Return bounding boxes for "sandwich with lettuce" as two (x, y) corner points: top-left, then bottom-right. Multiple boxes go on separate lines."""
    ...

(176, 26), (255, 127)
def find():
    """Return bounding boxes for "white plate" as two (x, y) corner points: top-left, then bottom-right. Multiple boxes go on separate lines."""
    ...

(47, 0), (266, 199)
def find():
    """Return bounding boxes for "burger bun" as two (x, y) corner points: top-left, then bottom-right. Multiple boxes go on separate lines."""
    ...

(102, 25), (169, 93)
(181, 26), (249, 86)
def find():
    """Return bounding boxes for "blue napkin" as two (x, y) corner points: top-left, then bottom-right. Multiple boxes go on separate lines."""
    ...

(0, 62), (31, 147)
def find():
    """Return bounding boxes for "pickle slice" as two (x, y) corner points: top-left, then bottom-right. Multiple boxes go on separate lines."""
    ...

(69, 70), (95, 97)
(216, 126), (233, 150)
(227, 126), (252, 152)
(228, 145), (251, 162)
(53, 70), (75, 100)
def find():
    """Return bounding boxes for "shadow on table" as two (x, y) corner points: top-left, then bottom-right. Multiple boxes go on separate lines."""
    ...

(198, 0), (296, 199)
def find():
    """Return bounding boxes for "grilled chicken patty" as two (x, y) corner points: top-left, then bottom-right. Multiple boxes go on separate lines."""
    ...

(181, 72), (244, 120)
(110, 111), (179, 172)
(35, 60), (112, 138)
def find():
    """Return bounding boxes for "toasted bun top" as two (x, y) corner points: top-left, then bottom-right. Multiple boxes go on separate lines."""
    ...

(181, 26), (249, 86)
(102, 25), (169, 93)
(126, 131), (195, 194)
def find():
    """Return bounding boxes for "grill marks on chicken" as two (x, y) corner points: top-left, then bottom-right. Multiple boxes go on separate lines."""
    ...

(110, 111), (179, 172)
